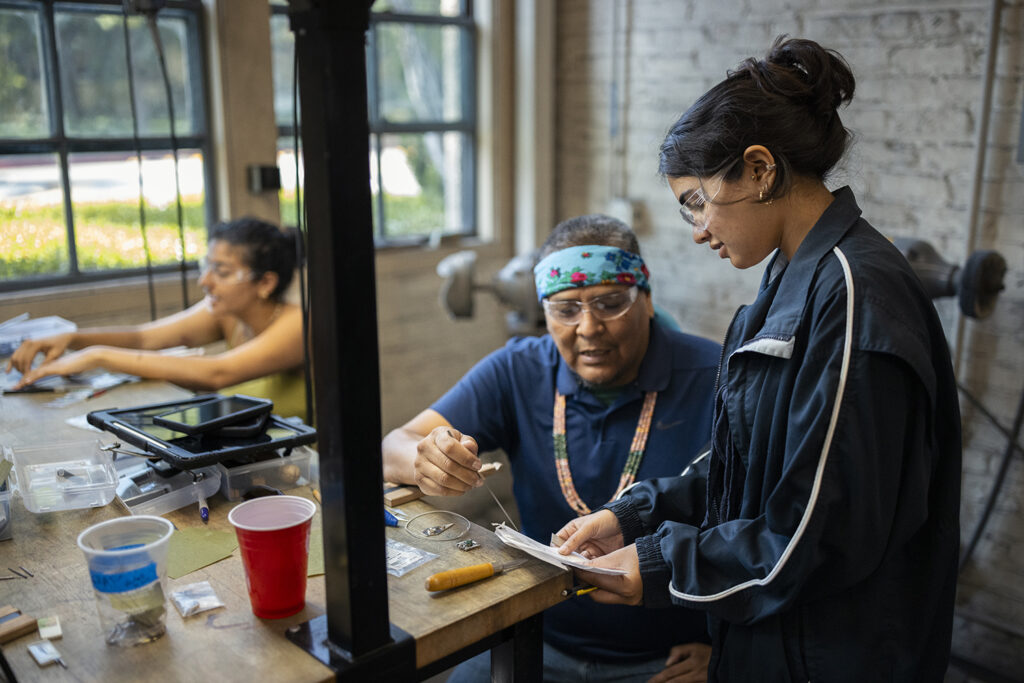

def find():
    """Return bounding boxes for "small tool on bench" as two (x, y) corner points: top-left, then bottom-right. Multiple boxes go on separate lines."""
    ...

(0, 605), (37, 644)
(424, 558), (529, 592)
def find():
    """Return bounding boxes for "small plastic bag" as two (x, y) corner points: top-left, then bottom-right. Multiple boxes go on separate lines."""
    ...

(385, 538), (437, 577)
(170, 581), (225, 618)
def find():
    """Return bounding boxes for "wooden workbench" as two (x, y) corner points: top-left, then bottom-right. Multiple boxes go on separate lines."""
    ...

(0, 381), (571, 681)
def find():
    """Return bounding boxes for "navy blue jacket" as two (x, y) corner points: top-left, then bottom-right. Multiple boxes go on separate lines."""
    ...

(608, 188), (961, 681)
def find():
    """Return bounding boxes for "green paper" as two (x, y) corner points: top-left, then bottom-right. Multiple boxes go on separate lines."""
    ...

(167, 527), (238, 579)
(307, 522), (324, 577)
(0, 459), (12, 485)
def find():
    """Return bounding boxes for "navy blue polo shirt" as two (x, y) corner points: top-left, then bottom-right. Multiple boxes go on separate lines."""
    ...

(432, 320), (719, 661)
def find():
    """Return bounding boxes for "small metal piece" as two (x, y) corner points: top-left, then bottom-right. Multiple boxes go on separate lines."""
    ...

(7, 567), (27, 579)
(100, 442), (155, 460)
(455, 539), (480, 551)
(18, 566), (32, 577)
(422, 523), (455, 537)
(0, 576), (14, 581)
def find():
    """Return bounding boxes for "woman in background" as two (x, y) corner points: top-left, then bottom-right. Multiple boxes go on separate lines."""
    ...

(7, 217), (307, 421)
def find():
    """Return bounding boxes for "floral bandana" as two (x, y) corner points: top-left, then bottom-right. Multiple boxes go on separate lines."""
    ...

(533, 245), (651, 301)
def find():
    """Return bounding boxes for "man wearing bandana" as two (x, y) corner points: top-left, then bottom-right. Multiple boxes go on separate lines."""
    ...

(382, 214), (719, 682)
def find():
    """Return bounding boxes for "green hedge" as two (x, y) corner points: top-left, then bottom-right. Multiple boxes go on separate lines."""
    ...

(0, 201), (207, 279)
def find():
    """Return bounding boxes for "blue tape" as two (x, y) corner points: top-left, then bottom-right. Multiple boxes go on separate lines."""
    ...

(88, 543), (158, 593)
(90, 562), (159, 593)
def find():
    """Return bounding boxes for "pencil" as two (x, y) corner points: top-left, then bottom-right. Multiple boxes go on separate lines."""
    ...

(561, 585), (598, 598)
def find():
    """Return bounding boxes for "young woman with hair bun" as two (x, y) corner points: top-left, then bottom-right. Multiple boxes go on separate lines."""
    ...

(8, 217), (308, 420)
(557, 37), (961, 681)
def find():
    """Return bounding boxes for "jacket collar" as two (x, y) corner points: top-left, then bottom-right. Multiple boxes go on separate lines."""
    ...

(751, 186), (862, 341)
(555, 318), (670, 399)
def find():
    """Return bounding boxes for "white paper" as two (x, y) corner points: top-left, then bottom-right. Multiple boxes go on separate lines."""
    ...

(493, 523), (627, 575)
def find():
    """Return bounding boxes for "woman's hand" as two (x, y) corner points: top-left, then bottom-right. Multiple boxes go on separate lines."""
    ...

(554, 508), (624, 559)
(647, 643), (711, 683)
(573, 543), (643, 605)
(412, 426), (483, 496)
(6, 333), (74, 375)
(11, 347), (103, 389)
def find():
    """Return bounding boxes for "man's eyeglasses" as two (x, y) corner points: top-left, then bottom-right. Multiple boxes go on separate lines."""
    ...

(198, 257), (251, 283)
(542, 287), (639, 325)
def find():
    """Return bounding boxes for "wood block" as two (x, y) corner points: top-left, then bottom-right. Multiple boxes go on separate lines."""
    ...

(383, 482), (423, 506)
(0, 605), (37, 644)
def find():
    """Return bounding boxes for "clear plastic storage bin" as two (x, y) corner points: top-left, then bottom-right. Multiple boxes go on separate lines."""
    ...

(3, 440), (118, 513)
(217, 446), (317, 501)
(116, 463), (222, 517)
(0, 482), (11, 541)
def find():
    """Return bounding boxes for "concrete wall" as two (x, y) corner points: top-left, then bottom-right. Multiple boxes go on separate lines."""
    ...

(554, 0), (1023, 677)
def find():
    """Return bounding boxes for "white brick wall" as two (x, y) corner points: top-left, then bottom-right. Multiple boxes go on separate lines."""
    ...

(556, 0), (1024, 677)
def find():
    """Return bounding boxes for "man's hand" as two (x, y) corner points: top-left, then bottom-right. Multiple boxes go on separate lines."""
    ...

(554, 508), (624, 559)
(412, 426), (483, 496)
(572, 543), (643, 606)
(6, 333), (73, 375)
(647, 643), (711, 683)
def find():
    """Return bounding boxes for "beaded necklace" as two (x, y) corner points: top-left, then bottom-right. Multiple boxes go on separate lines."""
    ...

(553, 390), (658, 516)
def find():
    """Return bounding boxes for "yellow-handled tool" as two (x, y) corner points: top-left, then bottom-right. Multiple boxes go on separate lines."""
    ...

(424, 559), (529, 592)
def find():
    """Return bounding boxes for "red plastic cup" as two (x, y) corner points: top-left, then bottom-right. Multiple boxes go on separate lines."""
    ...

(228, 495), (316, 619)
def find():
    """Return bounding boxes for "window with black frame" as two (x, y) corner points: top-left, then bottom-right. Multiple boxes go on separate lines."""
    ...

(0, 0), (211, 290)
(270, 0), (476, 244)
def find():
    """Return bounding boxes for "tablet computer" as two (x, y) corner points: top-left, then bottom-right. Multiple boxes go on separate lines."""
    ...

(87, 395), (316, 469)
(153, 394), (272, 435)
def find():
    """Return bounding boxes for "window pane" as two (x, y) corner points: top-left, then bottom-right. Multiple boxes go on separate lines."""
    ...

(0, 154), (68, 280)
(277, 136), (303, 228)
(270, 14), (297, 127)
(125, 16), (197, 137)
(374, 23), (469, 123)
(371, 132), (471, 239)
(68, 150), (206, 272)
(0, 9), (49, 138)
(56, 10), (196, 138)
(374, 0), (466, 17)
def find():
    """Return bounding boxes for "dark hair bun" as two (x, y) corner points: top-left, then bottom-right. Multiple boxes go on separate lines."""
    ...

(659, 36), (855, 187)
(760, 36), (854, 120)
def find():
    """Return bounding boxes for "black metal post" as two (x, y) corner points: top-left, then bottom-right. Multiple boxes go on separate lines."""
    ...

(284, 0), (414, 676)
(491, 614), (544, 682)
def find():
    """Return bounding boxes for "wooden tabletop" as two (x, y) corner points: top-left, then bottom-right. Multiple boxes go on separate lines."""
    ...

(0, 381), (571, 681)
